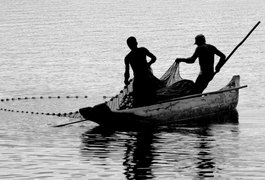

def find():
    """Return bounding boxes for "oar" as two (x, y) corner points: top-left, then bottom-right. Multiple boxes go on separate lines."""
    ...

(53, 119), (89, 127)
(215, 21), (261, 75)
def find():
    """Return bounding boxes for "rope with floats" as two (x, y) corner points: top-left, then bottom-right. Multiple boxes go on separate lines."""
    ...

(0, 95), (89, 118)
(0, 107), (81, 118)
(0, 95), (89, 102)
(0, 79), (134, 118)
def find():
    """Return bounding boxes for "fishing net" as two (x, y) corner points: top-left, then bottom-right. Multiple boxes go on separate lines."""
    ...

(160, 61), (183, 86)
(0, 96), (89, 119)
(108, 62), (195, 110)
(0, 62), (194, 120)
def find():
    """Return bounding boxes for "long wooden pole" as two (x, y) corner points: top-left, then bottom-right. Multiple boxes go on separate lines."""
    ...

(214, 21), (260, 76)
(225, 21), (260, 62)
(53, 119), (89, 127)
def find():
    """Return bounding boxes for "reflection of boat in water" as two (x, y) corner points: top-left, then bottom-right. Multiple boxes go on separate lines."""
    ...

(79, 73), (245, 127)
(80, 110), (239, 179)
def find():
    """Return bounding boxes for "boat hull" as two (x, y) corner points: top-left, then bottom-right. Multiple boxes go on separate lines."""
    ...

(116, 88), (239, 125)
(79, 75), (246, 127)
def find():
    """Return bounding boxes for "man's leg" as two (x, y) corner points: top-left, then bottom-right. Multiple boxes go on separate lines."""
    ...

(194, 74), (213, 94)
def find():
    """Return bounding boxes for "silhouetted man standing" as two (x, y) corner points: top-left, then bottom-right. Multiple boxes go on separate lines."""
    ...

(124, 36), (160, 107)
(176, 34), (226, 94)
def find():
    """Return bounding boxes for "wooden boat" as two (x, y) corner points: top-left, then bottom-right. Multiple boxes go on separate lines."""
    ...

(78, 22), (262, 127)
(79, 75), (247, 127)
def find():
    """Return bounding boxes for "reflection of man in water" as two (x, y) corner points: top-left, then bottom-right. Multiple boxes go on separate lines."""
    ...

(124, 36), (160, 107)
(176, 34), (226, 94)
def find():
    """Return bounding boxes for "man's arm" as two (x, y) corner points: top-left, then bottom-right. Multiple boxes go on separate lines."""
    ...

(214, 47), (226, 73)
(176, 47), (199, 64)
(124, 57), (130, 85)
(144, 48), (156, 66)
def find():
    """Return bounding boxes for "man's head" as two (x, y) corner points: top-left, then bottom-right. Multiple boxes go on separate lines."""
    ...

(127, 36), (138, 50)
(194, 34), (206, 45)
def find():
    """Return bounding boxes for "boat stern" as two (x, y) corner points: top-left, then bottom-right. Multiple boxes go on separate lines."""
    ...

(220, 75), (240, 91)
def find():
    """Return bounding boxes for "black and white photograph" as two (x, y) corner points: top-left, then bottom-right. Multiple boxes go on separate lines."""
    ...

(0, 0), (264, 179)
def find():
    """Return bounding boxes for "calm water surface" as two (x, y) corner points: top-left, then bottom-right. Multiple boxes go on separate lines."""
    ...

(0, 0), (265, 179)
